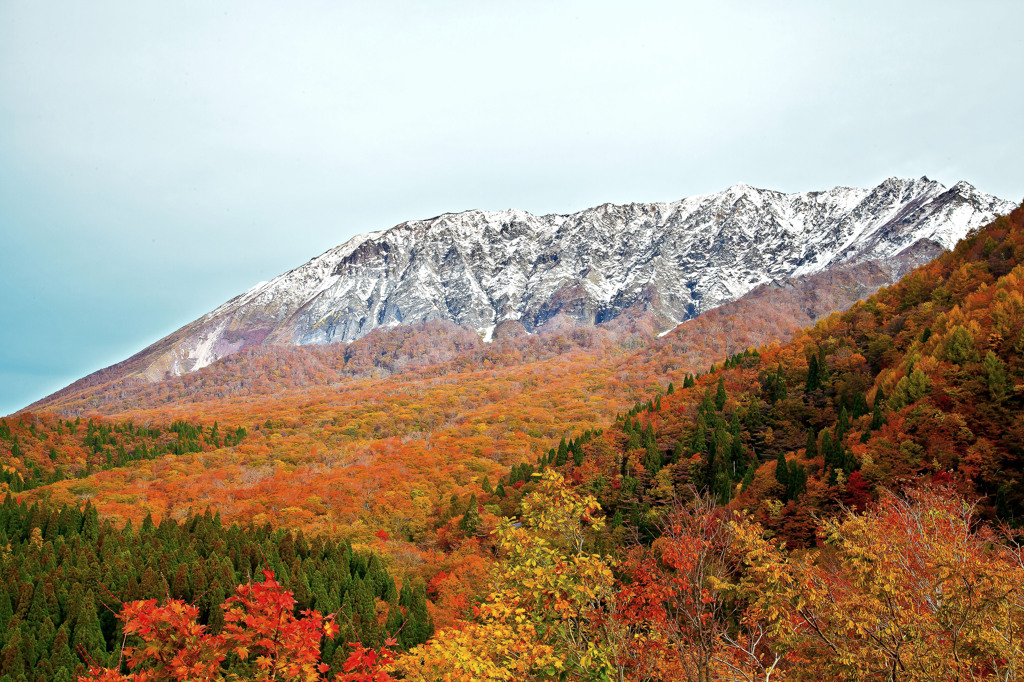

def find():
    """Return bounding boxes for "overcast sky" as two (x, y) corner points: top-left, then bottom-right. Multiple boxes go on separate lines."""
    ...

(1, 1), (1022, 416)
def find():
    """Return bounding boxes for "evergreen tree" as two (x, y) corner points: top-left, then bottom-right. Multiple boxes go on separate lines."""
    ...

(775, 452), (790, 500)
(459, 494), (480, 536)
(691, 414), (707, 455)
(25, 583), (51, 624)
(644, 438), (662, 477)
(49, 626), (75, 676)
(71, 591), (107, 666)
(837, 407), (850, 439)
(715, 471), (732, 505)
(671, 440), (684, 464)
(944, 325), (979, 365)
(0, 589), (12, 633)
(983, 351), (1008, 400)
(740, 463), (756, 492)
(171, 564), (190, 601)
(871, 400), (886, 431)
(397, 580), (433, 649)
(787, 463), (807, 500)
(80, 503), (99, 542)
(728, 413), (745, 476)
(805, 353), (820, 392)
(822, 430), (836, 470)
(852, 392), (870, 419)
(745, 400), (763, 431)
(805, 429), (819, 460)
(0, 629), (25, 679)
(773, 364), (788, 403)
(715, 377), (727, 411)
(556, 438), (569, 467)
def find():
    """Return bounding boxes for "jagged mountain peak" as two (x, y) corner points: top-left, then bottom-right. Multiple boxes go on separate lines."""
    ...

(41, 178), (1016, 393)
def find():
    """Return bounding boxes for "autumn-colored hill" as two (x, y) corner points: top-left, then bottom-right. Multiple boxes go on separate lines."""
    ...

(1, 232), (952, 563)
(4, 211), (1010, 655)
(564, 201), (1024, 547)
(4, 202), (1024, 681)
(6, 245), (929, 537)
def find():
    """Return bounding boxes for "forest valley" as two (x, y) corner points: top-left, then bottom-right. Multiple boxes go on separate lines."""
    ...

(0, 201), (1023, 680)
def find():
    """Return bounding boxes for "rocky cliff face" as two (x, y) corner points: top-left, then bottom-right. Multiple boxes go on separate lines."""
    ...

(72, 178), (1022, 382)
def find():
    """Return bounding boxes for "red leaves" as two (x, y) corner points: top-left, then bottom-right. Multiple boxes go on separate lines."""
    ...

(80, 571), (339, 682)
(841, 470), (871, 512)
(335, 638), (398, 682)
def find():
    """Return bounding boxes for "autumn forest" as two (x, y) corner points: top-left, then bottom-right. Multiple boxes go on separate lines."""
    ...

(3, 202), (1024, 681)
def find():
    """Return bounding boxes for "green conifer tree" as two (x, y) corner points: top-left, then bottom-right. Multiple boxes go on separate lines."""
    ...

(787, 463), (807, 500)
(691, 414), (707, 454)
(805, 429), (818, 460)
(644, 439), (662, 477)
(0, 590), (12, 633)
(671, 440), (684, 464)
(745, 400), (762, 431)
(49, 626), (75, 677)
(459, 494), (480, 536)
(70, 591), (106, 667)
(805, 353), (820, 392)
(740, 463), (756, 492)
(775, 452), (790, 500)
(715, 377), (727, 411)
(870, 401), (886, 431)
(837, 406), (850, 438)
(852, 392), (870, 419)
(773, 364), (788, 403)
(0, 629), (25, 679)
(822, 430), (835, 470)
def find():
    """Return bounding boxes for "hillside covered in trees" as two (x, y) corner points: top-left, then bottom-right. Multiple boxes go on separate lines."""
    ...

(1, 201), (1023, 680)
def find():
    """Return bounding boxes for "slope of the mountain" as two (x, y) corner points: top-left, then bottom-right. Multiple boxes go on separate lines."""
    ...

(3, 210), (970, 528)
(26, 236), (934, 417)
(7, 205), (1023, 682)
(7, 192), (1022, 664)
(27, 178), (1012, 411)
(573, 200), (1024, 546)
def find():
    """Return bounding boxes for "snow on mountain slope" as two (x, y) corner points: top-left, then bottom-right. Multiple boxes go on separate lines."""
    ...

(85, 177), (1021, 381)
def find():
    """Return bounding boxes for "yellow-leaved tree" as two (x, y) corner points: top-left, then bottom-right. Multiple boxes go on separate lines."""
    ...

(724, 487), (1024, 681)
(393, 470), (621, 681)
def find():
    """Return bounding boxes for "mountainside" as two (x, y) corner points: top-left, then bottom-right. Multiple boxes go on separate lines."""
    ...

(5, 202), (1024, 682)
(6, 192), (1024, 682)
(80, 179), (1017, 377)
(29, 250), (924, 417)
(583, 199), (1024, 540)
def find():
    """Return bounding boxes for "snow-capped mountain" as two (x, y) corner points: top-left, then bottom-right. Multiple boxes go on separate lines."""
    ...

(109, 177), (1018, 380)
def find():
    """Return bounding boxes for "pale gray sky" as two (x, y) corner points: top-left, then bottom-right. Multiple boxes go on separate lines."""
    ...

(1, 0), (1022, 415)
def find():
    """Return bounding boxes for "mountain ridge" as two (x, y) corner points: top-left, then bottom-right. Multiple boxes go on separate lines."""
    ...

(25, 177), (1014, 413)
(20, 231), (952, 417)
